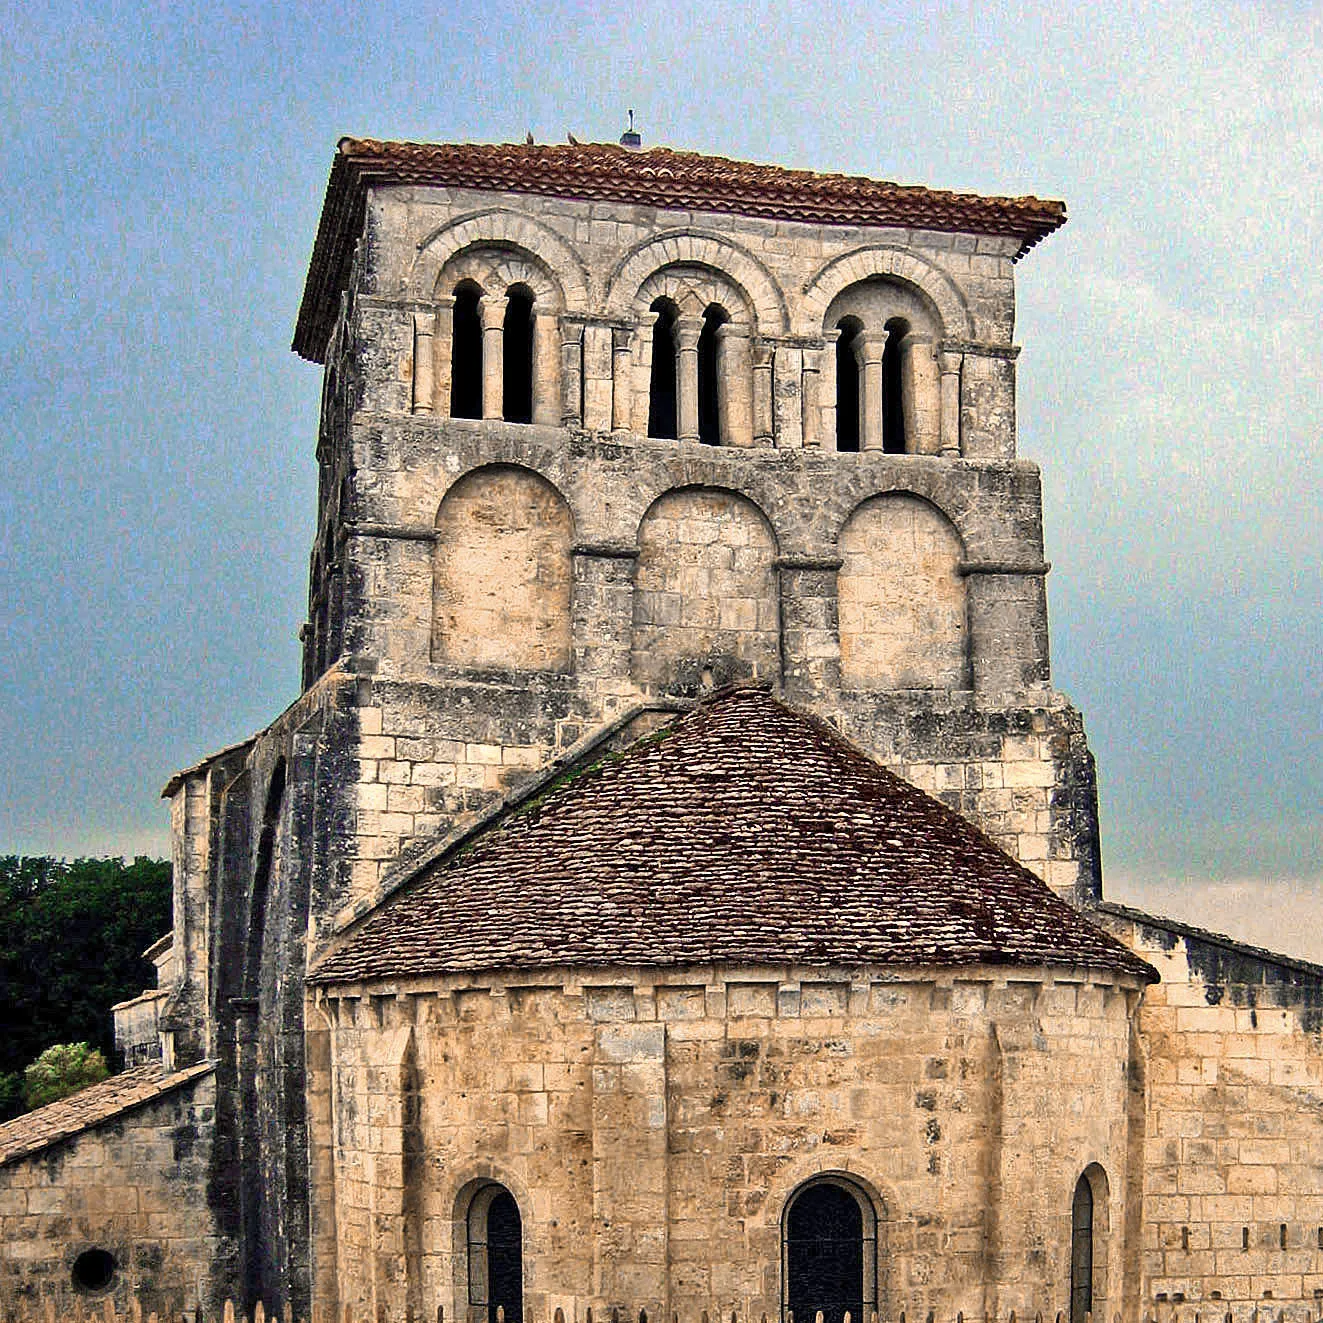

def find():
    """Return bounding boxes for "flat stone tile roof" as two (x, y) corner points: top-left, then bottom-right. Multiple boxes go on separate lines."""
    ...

(0, 1062), (214, 1168)
(312, 689), (1153, 985)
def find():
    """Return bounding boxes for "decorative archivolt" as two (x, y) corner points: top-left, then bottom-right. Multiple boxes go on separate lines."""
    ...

(439, 248), (562, 310)
(605, 229), (789, 334)
(635, 265), (754, 326)
(801, 245), (974, 340)
(410, 208), (590, 310)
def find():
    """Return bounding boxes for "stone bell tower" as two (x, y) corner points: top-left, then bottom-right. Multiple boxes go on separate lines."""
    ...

(289, 135), (1091, 933)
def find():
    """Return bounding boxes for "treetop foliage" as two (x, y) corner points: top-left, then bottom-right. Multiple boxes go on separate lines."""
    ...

(23, 1042), (110, 1110)
(0, 856), (172, 1121)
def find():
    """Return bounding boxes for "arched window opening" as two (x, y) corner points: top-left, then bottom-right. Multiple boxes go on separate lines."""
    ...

(451, 283), (483, 419)
(1070, 1173), (1095, 1323)
(503, 286), (535, 424)
(882, 317), (910, 453)
(698, 305), (729, 444)
(783, 1178), (877, 1323)
(648, 298), (679, 440)
(468, 1184), (523, 1323)
(835, 318), (862, 453)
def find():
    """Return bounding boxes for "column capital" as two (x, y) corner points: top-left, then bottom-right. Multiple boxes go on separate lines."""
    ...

(856, 332), (888, 364)
(478, 294), (508, 331)
(675, 317), (704, 351)
(714, 321), (752, 342)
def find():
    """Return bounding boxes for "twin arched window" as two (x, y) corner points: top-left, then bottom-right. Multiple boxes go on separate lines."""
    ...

(647, 299), (730, 443)
(834, 315), (916, 453)
(450, 282), (537, 424)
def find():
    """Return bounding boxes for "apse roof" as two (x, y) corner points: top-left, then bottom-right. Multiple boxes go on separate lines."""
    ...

(310, 689), (1153, 986)
(293, 137), (1068, 361)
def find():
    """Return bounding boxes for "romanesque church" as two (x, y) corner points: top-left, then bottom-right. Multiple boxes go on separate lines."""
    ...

(2, 133), (1321, 1323)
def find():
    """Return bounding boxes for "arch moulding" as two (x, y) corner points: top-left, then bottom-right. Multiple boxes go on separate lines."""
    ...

(605, 229), (790, 334)
(410, 208), (591, 311)
(435, 460), (580, 543)
(829, 486), (971, 558)
(632, 482), (781, 556)
(801, 246), (974, 340)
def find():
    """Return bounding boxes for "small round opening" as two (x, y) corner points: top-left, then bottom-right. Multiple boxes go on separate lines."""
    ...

(71, 1248), (117, 1294)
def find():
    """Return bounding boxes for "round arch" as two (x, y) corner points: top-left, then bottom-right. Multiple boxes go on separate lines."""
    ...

(781, 1173), (881, 1323)
(631, 484), (780, 692)
(605, 229), (790, 334)
(801, 245), (974, 340)
(836, 492), (970, 691)
(411, 208), (590, 311)
(432, 465), (574, 674)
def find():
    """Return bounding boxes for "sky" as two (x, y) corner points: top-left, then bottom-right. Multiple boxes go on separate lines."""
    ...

(0, 1), (1318, 957)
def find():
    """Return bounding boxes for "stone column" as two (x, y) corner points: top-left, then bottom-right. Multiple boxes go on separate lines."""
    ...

(631, 315), (658, 434)
(433, 296), (455, 418)
(774, 342), (803, 449)
(582, 321), (614, 431)
(717, 322), (753, 447)
(859, 332), (886, 451)
(939, 346), (964, 457)
(752, 340), (774, 445)
(676, 316), (702, 442)
(479, 295), (506, 421)
(819, 328), (840, 452)
(411, 311), (435, 415)
(801, 342), (824, 448)
(904, 332), (939, 454)
(532, 309), (561, 426)
(561, 316), (585, 426)
(611, 324), (633, 431)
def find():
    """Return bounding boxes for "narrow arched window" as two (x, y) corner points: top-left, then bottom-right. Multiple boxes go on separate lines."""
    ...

(648, 298), (679, 440)
(882, 317), (910, 453)
(698, 304), (729, 444)
(503, 286), (534, 424)
(451, 283), (483, 419)
(467, 1184), (523, 1323)
(1070, 1173), (1095, 1323)
(783, 1178), (877, 1323)
(835, 317), (862, 453)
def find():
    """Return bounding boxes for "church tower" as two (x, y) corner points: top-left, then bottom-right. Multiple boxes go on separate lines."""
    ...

(289, 135), (1091, 937)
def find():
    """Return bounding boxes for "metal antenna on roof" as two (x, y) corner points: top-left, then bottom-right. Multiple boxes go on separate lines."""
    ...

(620, 109), (642, 151)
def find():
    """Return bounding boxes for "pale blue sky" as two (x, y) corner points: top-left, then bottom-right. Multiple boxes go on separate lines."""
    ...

(1, 1), (1318, 954)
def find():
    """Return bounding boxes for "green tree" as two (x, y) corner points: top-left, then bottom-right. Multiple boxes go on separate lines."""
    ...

(22, 1042), (109, 1109)
(0, 856), (172, 1120)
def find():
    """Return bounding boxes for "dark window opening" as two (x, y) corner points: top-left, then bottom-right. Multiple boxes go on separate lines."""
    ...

(882, 317), (909, 453)
(451, 283), (483, 419)
(835, 318), (861, 452)
(72, 1249), (117, 1294)
(1070, 1174), (1094, 1323)
(786, 1183), (866, 1323)
(648, 299), (678, 440)
(698, 305), (728, 444)
(503, 287), (534, 424)
(468, 1184), (523, 1323)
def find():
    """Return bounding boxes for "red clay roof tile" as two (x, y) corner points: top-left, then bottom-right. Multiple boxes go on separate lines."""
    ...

(293, 138), (1066, 361)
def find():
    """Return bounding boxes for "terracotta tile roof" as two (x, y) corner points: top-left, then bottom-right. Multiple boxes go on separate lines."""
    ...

(311, 690), (1153, 985)
(0, 1062), (214, 1168)
(293, 138), (1067, 361)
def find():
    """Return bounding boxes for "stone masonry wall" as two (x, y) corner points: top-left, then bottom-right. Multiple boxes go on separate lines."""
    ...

(0, 1074), (221, 1315)
(1098, 908), (1323, 1313)
(310, 961), (1144, 1323)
